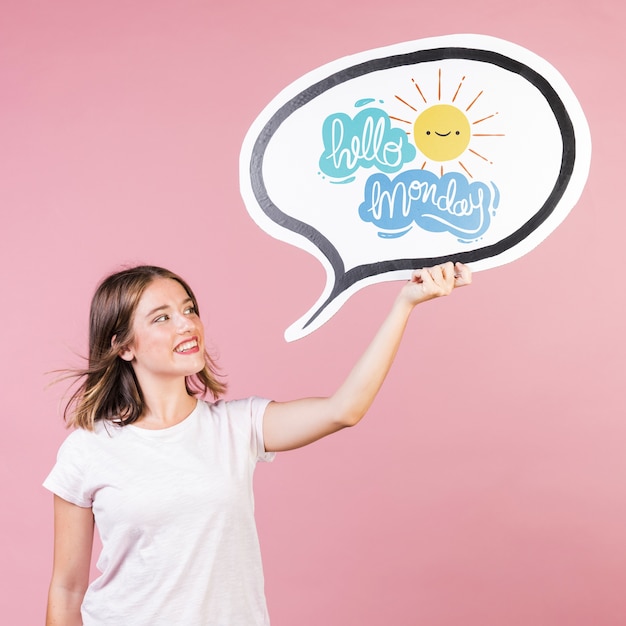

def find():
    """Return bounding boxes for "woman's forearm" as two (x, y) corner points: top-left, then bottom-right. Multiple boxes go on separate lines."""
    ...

(46, 585), (85, 626)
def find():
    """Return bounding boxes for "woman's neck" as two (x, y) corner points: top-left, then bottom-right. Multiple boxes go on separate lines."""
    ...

(134, 377), (198, 429)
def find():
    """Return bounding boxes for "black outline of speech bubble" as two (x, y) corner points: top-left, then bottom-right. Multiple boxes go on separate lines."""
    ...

(248, 46), (575, 330)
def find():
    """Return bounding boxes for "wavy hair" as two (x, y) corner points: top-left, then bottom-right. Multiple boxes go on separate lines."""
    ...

(63, 265), (226, 430)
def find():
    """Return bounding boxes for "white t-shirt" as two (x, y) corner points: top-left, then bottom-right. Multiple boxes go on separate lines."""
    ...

(43, 397), (275, 626)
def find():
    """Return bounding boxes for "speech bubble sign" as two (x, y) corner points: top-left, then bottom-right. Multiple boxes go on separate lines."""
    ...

(240, 34), (591, 341)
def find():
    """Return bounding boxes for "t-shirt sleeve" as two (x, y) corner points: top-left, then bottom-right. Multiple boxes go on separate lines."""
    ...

(223, 396), (275, 464)
(42, 430), (94, 508)
(250, 396), (275, 463)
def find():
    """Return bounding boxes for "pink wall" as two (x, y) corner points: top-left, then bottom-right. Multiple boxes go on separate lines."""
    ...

(1, 1), (624, 624)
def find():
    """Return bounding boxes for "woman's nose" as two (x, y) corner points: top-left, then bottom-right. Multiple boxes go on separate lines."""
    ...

(176, 313), (194, 333)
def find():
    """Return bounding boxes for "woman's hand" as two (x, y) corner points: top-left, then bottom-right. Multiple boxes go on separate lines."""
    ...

(398, 261), (472, 309)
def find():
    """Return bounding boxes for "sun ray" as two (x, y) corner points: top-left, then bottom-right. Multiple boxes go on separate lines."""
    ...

(438, 68), (442, 101)
(389, 115), (413, 125)
(468, 148), (491, 163)
(458, 161), (473, 178)
(411, 79), (427, 103)
(472, 133), (505, 137)
(394, 95), (418, 112)
(452, 76), (466, 103)
(473, 112), (499, 125)
(465, 91), (483, 112)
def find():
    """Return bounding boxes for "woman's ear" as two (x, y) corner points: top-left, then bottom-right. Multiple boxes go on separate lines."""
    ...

(112, 335), (134, 362)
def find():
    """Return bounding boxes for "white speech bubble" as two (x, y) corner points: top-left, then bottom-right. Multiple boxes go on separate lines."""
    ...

(240, 34), (591, 341)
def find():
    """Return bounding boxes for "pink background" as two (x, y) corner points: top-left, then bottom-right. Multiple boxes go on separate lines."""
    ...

(1, 1), (624, 624)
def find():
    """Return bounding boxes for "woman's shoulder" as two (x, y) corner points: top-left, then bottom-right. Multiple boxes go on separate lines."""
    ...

(58, 419), (124, 449)
(202, 396), (271, 416)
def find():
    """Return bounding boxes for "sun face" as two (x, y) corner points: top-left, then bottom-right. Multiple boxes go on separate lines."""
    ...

(389, 69), (504, 177)
(413, 104), (470, 161)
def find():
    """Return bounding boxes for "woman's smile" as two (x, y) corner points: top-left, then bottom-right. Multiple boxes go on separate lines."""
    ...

(175, 338), (200, 354)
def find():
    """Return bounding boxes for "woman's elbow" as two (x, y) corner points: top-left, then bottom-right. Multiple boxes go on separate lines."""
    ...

(335, 407), (367, 429)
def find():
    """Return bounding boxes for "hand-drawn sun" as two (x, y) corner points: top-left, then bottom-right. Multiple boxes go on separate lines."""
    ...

(390, 69), (503, 178)
(413, 104), (470, 161)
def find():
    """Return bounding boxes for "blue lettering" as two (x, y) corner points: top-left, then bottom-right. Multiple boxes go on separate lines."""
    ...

(359, 170), (499, 241)
(319, 107), (416, 179)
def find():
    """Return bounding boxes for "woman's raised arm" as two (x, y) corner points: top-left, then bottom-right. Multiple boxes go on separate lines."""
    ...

(262, 262), (471, 452)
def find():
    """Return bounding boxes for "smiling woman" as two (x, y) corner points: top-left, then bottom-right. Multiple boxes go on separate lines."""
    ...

(43, 261), (471, 626)
(116, 278), (210, 425)
(59, 266), (225, 431)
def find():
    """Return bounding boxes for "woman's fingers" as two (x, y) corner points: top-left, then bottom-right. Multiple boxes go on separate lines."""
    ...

(403, 262), (471, 305)
(453, 262), (473, 287)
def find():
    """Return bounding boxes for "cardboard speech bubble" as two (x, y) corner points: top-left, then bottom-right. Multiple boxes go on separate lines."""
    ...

(240, 34), (591, 341)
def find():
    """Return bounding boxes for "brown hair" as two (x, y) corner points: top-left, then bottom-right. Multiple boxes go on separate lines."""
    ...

(63, 265), (226, 430)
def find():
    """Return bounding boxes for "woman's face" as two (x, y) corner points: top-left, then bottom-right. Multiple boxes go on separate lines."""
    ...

(119, 277), (206, 385)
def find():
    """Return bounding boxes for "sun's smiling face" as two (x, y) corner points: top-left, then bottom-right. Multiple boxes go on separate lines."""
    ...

(413, 104), (471, 161)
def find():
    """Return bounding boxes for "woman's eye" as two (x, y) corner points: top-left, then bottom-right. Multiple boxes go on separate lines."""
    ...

(184, 306), (197, 315)
(154, 315), (169, 323)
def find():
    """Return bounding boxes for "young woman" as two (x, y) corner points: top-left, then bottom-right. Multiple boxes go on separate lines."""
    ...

(44, 261), (471, 625)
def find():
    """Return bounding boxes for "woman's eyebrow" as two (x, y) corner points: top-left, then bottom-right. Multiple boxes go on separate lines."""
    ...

(145, 304), (170, 318)
(145, 298), (193, 318)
